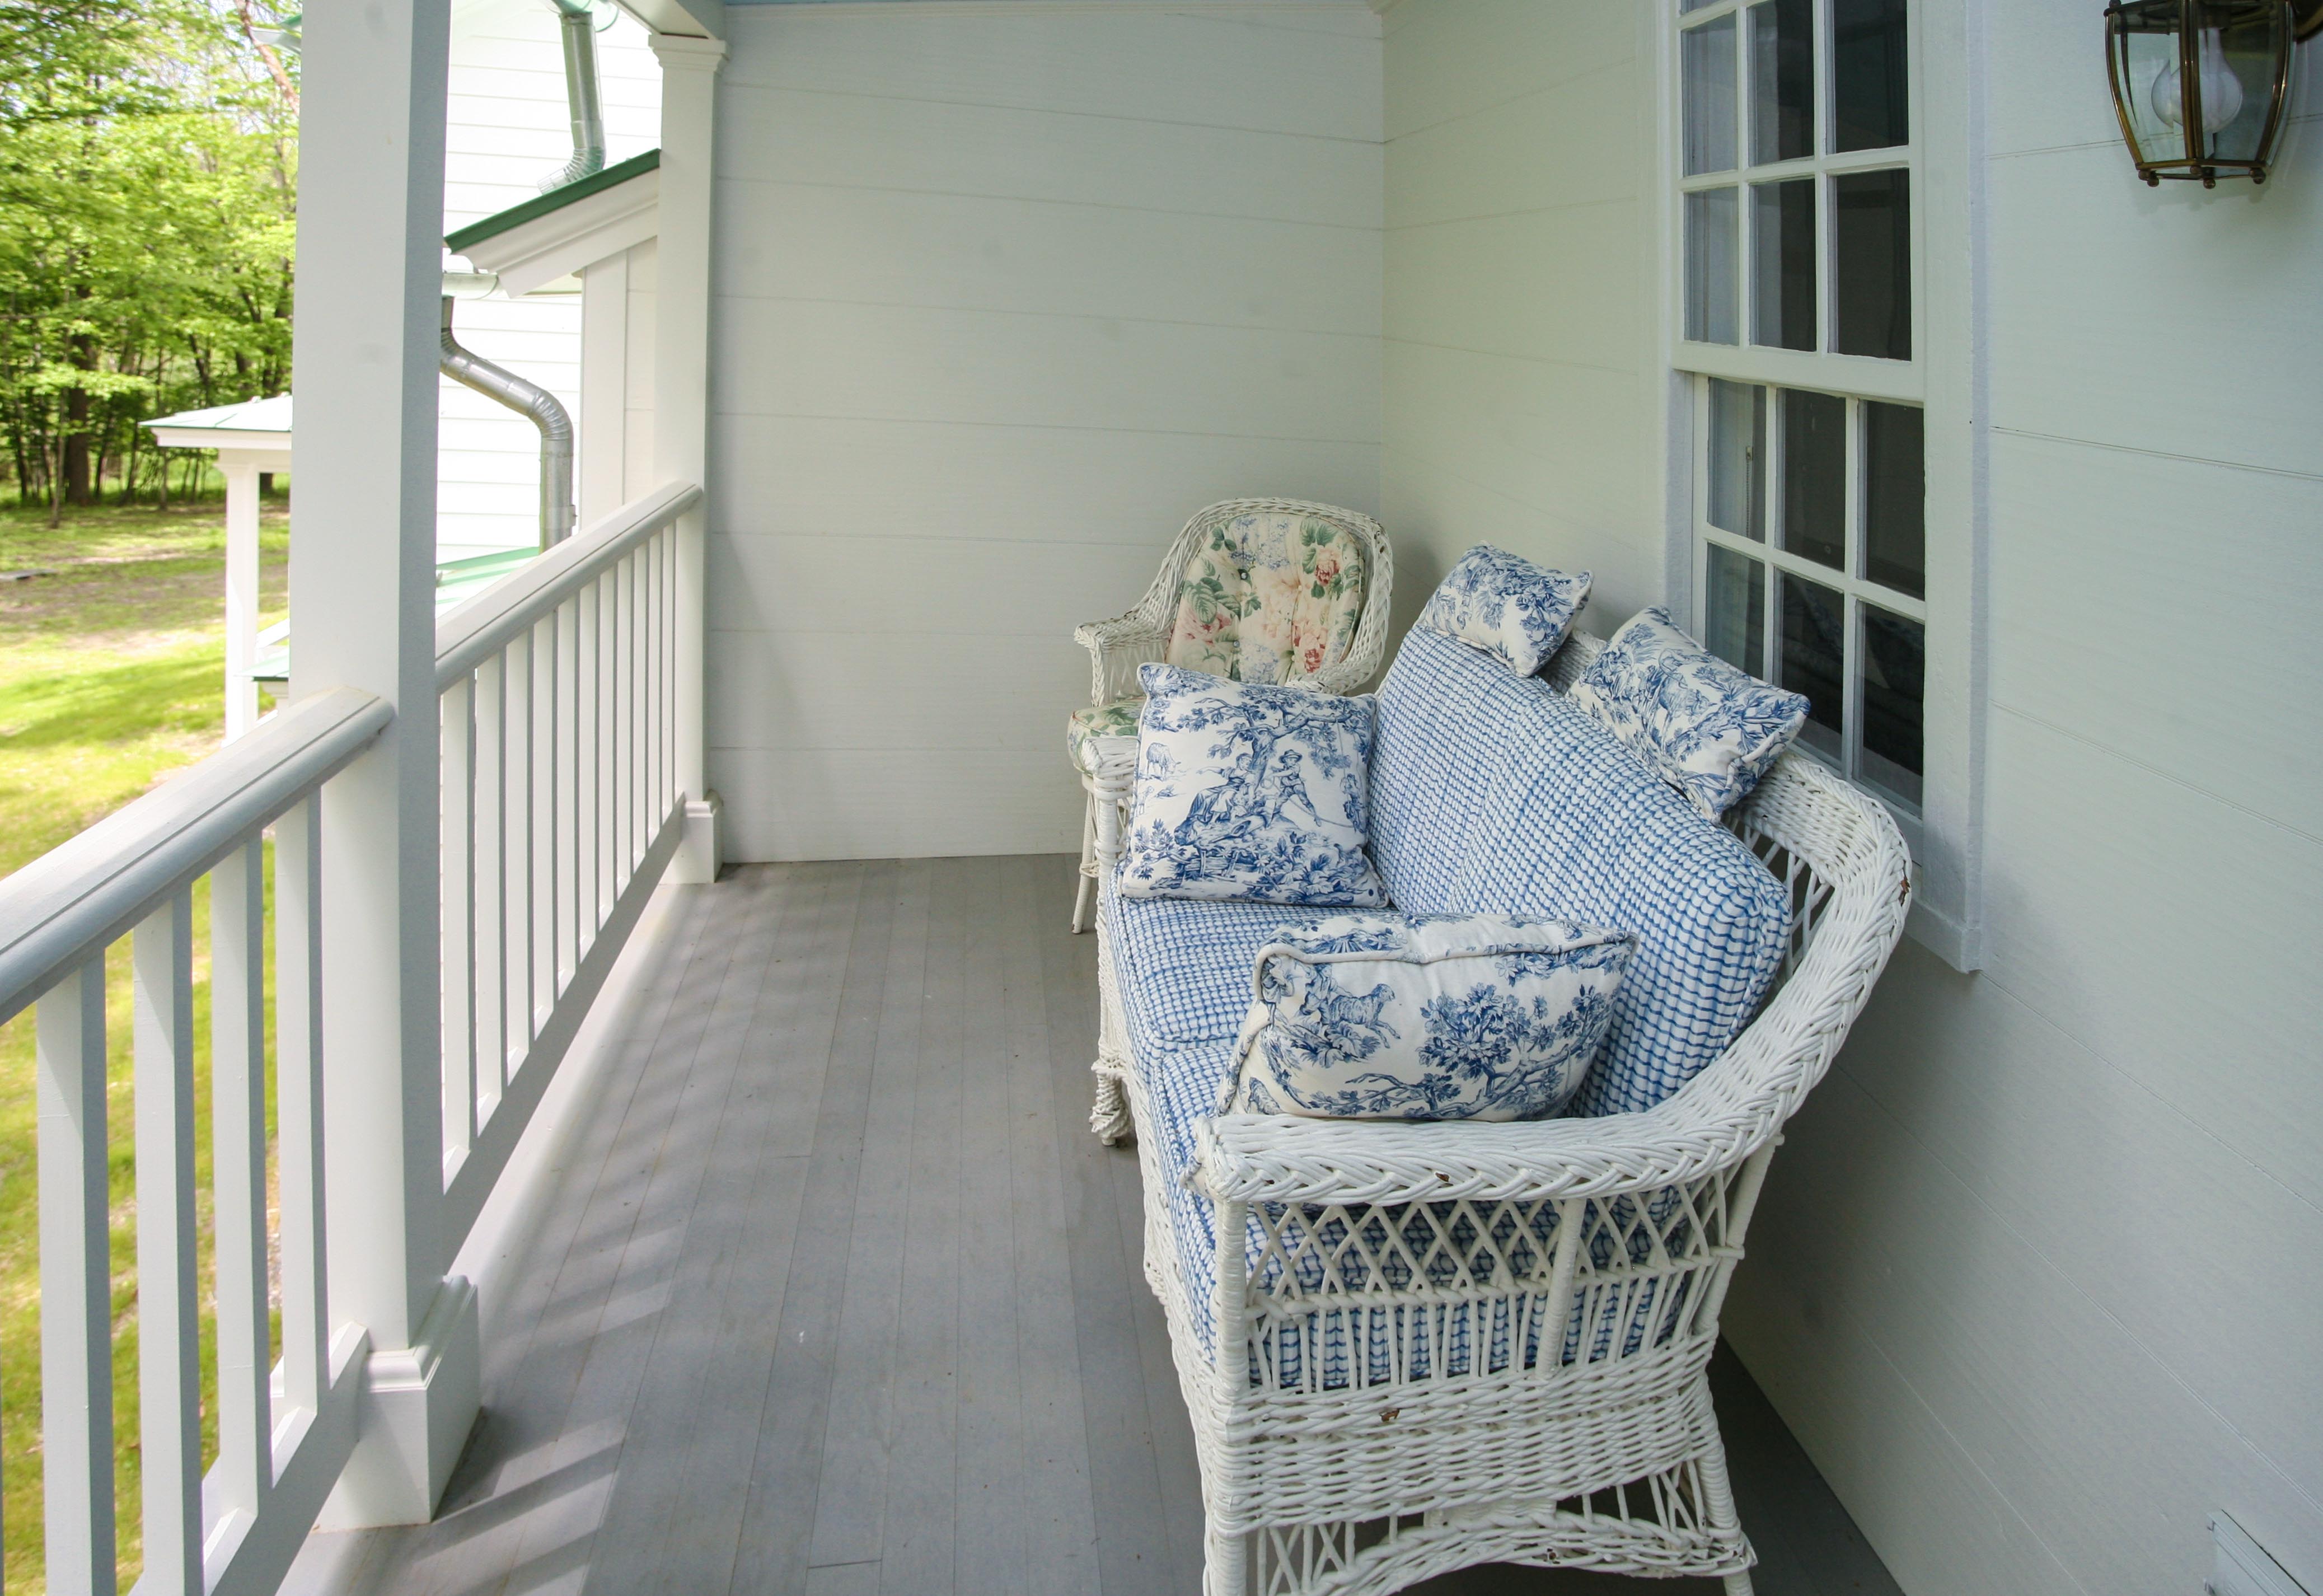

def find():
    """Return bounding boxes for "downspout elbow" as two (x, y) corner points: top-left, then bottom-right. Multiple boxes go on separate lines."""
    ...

(439, 296), (576, 548)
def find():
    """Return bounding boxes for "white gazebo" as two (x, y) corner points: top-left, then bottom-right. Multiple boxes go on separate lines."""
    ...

(142, 394), (293, 741)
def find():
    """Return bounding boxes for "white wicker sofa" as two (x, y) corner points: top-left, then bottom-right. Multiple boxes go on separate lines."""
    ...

(1084, 625), (1911, 1596)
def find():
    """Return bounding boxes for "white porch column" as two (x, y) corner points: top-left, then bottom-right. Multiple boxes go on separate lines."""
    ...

(217, 451), (267, 742)
(290, 0), (480, 1527)
(650, 29), (727, 885)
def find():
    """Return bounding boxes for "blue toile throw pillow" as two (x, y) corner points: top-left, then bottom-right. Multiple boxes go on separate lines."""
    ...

(1568, 607), (1810, 821)
(1221, 913), (1635, 1121)
(1417, 544), (1593, 677)
(1118, 662), (1389, 906)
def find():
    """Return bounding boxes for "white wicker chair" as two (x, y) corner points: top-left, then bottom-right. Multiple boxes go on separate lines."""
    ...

(1067, 498), (1394, 933)
(1084, 631), (1913, 1596)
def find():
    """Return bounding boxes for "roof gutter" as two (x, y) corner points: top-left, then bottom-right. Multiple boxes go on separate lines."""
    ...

(439, 294), (575, 548)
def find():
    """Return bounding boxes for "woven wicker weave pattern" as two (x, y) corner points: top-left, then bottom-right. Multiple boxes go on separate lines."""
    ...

(1086, 629), (1913, 1596)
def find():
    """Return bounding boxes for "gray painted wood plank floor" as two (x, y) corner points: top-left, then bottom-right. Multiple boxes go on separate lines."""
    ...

(317, 858), (1902, 1596)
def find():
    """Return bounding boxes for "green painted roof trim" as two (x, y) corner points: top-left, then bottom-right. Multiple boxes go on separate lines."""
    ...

(444, 147), (661, 255)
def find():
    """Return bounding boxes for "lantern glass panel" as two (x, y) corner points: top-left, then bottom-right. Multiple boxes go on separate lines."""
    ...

(2111, 3), (2192, 167)
(2203, 3), (2288, 165)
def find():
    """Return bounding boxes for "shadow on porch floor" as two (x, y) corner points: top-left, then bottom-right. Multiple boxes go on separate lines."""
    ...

(294, 858), (1900, 1596)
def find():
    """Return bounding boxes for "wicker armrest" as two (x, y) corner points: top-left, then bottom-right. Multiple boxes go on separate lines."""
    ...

(1073, 616), (1170, 705)
(1191, 1098), (1772, 1208)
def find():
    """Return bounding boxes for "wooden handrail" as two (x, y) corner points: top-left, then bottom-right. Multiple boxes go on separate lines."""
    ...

(0, 687), (391, 1026)
(434, 479), (701, 689)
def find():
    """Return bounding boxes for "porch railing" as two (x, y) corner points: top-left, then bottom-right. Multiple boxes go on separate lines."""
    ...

(0, 481), (700, 1594)
(0, 689), (388, 1596)
(433, 480), (698, 1246)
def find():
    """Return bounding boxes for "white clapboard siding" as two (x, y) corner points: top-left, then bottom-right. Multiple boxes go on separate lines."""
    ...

(707, 2), (1385, 862)
(1379, 4), (2323, 1595)
(441, 0), (661, 556)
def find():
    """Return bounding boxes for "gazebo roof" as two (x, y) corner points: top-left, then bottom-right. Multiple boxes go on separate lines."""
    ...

(143, 394), (293, 449)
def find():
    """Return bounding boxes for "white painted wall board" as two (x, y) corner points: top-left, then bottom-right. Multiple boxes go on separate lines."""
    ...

(715, 298), (1381, 442)
(1988, 432), (2323, 839)
(1987, 143), (2323, 479)
(705, 415), (1380, 546)
(718, 82), (1384, 228)
(1385, 204), (1646, 373)
(708, 630), (1085, 756)
(1975, 707), (2323, 1209)
(1805, 943), (2323, 1511)
(1383, 55), (1640, 228)
(718, 7), (1383, 142)
(718, 184), (1381, 336)
(705, 3), (1384, 862)
(1380, 0), (1633, 143)
(706, 531), (1159, 639)
(709, 747), (1084, 860)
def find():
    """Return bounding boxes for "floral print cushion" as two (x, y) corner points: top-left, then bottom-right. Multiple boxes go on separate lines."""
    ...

(1165, 513), (1367, 686)
(1118, 662), (1388, 907)
(1067, 697), (1142, 774)
(1417, 544), (1592, 677)
(1221, 912), (1634, 1122)
(1568, 606), (1809, 821)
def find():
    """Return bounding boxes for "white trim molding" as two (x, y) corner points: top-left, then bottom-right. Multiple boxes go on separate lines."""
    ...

(455, 166), (659, 298)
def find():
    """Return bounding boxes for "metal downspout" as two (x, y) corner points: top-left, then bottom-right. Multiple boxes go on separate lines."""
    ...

(541, 0), (606, 192)
(439, 296), (575, 548)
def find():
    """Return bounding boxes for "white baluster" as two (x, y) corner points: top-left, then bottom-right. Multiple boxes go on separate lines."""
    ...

(133, 892), (202, 1593)
(36, 958), (116, 1596)
(213, 838), (275, 1521)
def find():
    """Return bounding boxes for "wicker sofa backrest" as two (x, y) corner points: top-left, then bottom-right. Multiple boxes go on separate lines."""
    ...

(1368, 625), (1794, 1116)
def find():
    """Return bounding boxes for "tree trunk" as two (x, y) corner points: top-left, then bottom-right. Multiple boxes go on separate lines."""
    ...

(64, 324), (96, 504)
(48, 427), (67, 528)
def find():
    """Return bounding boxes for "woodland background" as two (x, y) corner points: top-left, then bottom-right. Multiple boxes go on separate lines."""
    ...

(1, 0), (297, 523)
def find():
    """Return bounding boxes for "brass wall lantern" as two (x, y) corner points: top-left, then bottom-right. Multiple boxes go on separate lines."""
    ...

(2104, 0), (2314, 185)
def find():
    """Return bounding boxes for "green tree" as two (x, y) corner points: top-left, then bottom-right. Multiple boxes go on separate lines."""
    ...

(0, 0), (297, 522)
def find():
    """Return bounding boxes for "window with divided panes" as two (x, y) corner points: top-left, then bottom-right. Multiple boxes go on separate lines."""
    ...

(1675, 0), (1925, 816)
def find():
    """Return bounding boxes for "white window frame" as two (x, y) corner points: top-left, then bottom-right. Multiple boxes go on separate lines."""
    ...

(1660, 0), (1987, 971)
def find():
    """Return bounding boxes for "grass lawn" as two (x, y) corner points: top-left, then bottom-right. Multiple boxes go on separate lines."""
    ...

(0, 497), (289, 1594)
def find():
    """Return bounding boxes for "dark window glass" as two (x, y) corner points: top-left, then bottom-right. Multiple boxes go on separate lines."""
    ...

(1860, 603), (1925, 806)
(1832, 0), (1909, 152)
(1862, 401), (1925, 597)
(1751, 0), (1814, 163)
(1781, 389), (1846, 570)
(1833, 169), (1911, 359)
(1683, 16), (1739, 175)
(1707, 379), (1766, 539)
(1705, 544), (1768, 676)
(1751, 180), (1816, 352)
(1685, 187), (1740, 344)
(1781, 574), (1845, 761)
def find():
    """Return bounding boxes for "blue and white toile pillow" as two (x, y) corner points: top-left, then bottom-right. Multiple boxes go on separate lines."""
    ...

(1118, 663), (1388, 906)
(1416, 545), (1593, 677)
(1222, 912), (1634, 1121)
(1568, 607), (1810, 821)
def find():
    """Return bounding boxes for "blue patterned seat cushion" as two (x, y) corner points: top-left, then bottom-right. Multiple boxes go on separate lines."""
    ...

(1107, 892), (1317, 1047)
(1370, 628), (1791, 1117)
(1106, 884), (1697, 1380)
